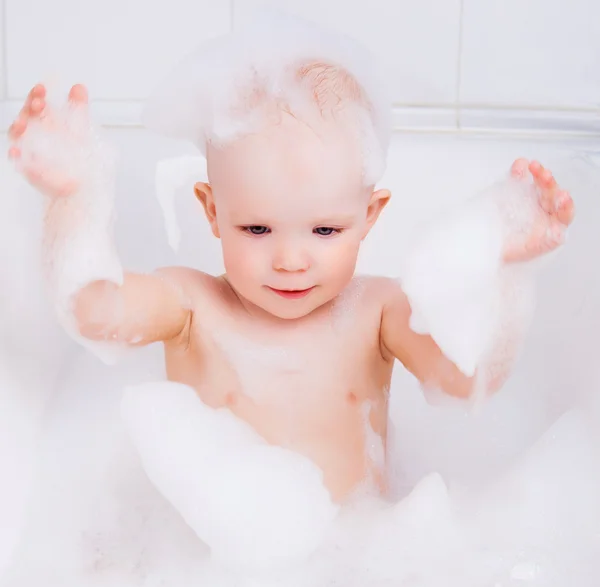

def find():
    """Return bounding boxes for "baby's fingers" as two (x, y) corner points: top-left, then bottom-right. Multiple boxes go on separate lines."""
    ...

(68, 84), (88, 105)
(554, 190), (574, 226)
(18, 84), (46, 123)
(21, 84), (45, 116)
(8, 118), (27, 140)
(9, 86), (49, 141)
(529, 161), (557, 215)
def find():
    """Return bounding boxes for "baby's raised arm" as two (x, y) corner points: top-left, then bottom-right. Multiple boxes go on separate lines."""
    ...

(72, 271), (190, 346)
(9, 85), (190, 355)
(380, 159), (574, 400)
(380, 285), (475, 399)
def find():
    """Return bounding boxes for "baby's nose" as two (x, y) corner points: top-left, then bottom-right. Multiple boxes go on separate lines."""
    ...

(272, 243), (310, 272)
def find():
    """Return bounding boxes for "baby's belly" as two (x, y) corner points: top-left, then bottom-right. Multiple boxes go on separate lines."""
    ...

(165, 346), (389, 501)
(168, 368), (386, 501)
(229, 398), (386, 502)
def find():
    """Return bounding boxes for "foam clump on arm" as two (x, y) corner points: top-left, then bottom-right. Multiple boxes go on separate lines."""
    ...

(399, 175), (538, 381)
(10, 86), (191, 361)
(394, 153), (577, 403)
(13, 89), (125, 363)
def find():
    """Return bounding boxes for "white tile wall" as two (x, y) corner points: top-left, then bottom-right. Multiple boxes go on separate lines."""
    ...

(460, 0), (600, 109)
(5, 0), (231, 100)
(0, 0), (5, 100)
(0, 0), (597, 133)
(233, 0), (462, 106)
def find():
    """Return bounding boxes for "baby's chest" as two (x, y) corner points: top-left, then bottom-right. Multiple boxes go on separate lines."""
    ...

(205, 328), (379, 404)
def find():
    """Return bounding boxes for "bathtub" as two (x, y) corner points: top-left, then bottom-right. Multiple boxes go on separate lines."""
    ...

(0, 129), (599, 586)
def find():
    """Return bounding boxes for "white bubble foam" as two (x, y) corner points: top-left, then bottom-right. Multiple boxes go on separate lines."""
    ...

(154, 155), (208, 252)
(2, 132), (599, 587)
(143, 9), (391, 186)
(121, 381), (339, 572)
(14, 97), (126, 365)
(400, 176), (539, 380)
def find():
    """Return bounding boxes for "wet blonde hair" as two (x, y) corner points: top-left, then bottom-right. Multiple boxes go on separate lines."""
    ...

(143, 9), (391, 186)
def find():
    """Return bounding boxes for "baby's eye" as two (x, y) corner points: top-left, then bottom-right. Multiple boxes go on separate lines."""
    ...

(314, 227), (341, 236)
(243, 226), (270, 235)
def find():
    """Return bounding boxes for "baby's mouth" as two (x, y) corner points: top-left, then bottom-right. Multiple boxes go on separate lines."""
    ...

(267, 286), (315, 299)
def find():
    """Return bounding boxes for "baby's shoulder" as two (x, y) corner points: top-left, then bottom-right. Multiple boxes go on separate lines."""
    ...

(351, 274), (403, 309)
(155, 266), (226, 308)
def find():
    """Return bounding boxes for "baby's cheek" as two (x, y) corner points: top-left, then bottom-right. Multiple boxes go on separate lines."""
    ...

(320, 240), (359, 288)
(224, 241), (265, 281)
(332, 240), (360, 273)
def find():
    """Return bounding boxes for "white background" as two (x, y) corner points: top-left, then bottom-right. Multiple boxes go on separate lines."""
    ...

(0, 0), (598, 133)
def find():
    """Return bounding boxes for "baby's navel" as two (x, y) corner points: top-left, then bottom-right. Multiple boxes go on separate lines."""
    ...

(346, 391), (358, 405)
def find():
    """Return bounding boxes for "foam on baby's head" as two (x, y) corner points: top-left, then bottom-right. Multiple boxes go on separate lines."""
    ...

(143, 9), (391, 187)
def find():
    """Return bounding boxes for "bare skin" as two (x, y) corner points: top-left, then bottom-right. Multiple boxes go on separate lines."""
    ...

(9, 84), (575, 502)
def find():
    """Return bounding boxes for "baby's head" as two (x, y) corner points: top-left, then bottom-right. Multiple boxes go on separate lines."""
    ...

(144, 11), (392, 319)
(194, 63), (390, 319)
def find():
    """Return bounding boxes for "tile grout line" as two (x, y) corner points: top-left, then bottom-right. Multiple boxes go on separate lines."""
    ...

(1, 0), (7, 101)
(455, 0), (465, 130)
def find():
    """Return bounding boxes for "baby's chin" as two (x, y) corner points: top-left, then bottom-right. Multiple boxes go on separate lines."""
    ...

(244, 288), (342, 321)
(260, 296), (332, 321)
(264, 303), (325, 321)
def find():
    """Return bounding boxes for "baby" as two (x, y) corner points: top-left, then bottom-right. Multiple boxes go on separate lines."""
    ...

(7, 11), (574, 570)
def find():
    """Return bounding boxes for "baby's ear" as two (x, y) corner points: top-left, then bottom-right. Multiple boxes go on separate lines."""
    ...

(194, 182), (220, 238)
(364, 188), (391, 235)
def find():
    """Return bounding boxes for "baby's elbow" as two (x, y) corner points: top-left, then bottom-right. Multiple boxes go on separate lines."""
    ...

(420, 358), (475, 400)
(72, 281), (123, 342)
(440, 368), (507, 400)
(441, 378), (474, 399)
(423, 367), (475, 400)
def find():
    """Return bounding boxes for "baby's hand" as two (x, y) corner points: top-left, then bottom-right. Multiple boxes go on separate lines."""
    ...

(8, 84), (108, 199)
(502, 159), (575, 263)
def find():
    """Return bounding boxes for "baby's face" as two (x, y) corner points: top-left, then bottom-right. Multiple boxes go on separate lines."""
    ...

(202, 113), (388, 320)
